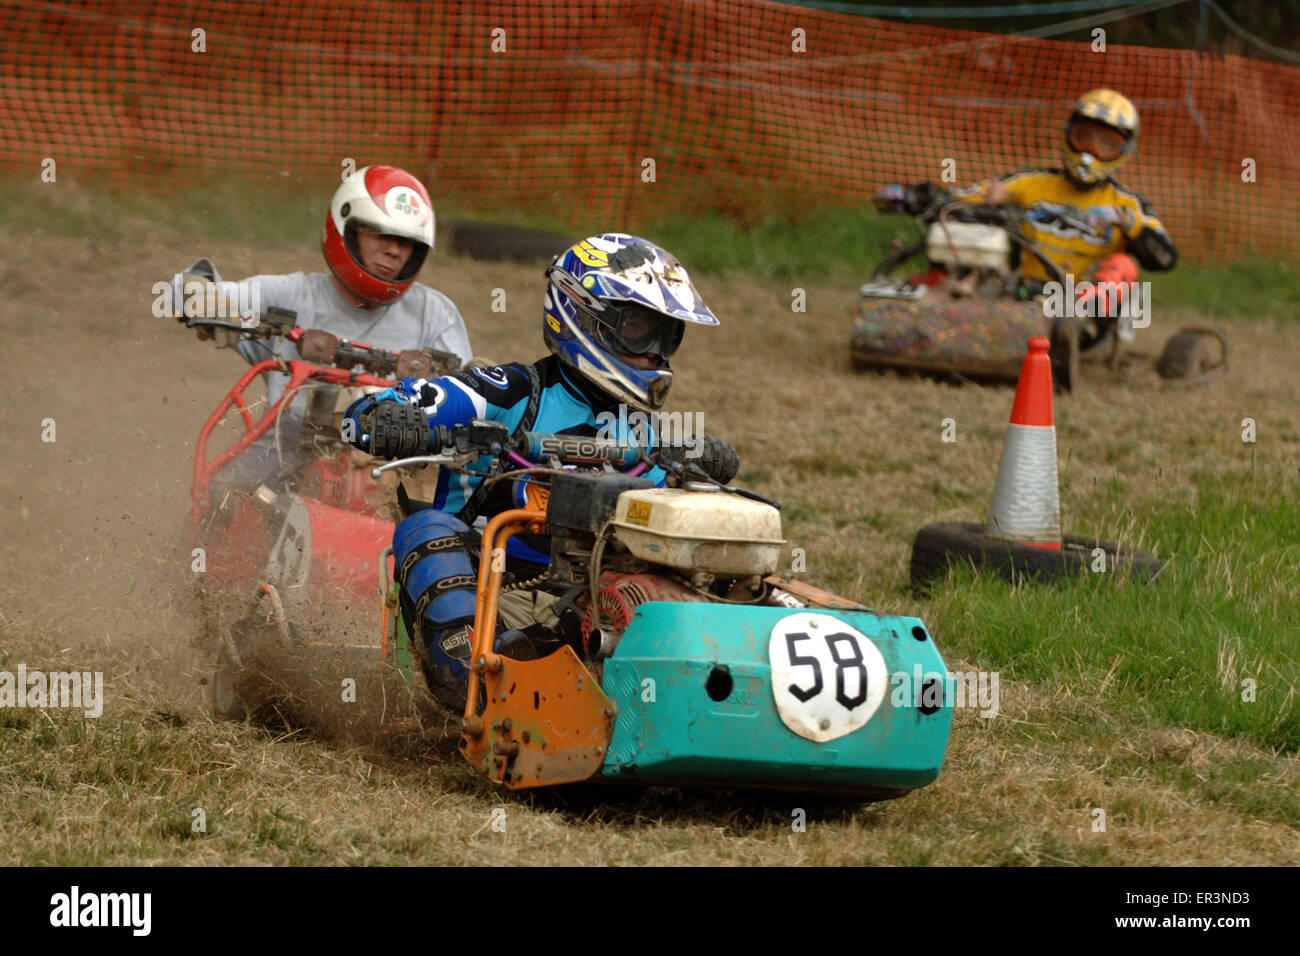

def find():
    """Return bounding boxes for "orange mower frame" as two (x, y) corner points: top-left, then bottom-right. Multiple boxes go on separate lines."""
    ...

(458, 506), (616, 789)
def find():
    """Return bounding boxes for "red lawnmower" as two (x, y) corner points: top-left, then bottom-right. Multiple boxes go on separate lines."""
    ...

(183, 310), (461, 727)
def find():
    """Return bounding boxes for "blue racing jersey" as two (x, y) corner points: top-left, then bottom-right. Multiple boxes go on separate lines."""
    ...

(354, 355), (666, 564)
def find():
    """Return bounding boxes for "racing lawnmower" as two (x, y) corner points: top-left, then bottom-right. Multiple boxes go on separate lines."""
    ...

(182, 309), (461, 727)
(851, 185), (1226, 390)
(362, 408), (955, 800)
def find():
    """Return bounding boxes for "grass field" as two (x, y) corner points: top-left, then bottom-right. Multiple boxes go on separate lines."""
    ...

(0, 180), (1296, 865)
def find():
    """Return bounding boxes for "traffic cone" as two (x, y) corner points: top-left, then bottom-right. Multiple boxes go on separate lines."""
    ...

(986, 336), (1061, 550)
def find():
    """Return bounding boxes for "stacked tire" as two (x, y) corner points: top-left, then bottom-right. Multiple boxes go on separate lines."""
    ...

(909, 522), (1163, 589)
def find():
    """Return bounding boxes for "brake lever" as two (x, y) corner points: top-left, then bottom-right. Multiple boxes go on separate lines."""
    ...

(369, 453), (473, 480)
(657, 457), (781, 511)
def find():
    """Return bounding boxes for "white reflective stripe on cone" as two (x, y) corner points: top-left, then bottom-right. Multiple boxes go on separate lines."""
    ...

(986, 422), (1061, 543)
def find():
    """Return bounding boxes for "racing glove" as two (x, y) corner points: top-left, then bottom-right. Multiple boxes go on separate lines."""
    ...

(874, 182), (950, 217)
(659, 436), (740, 485)
(167, 273), (245, 347)
(342, 380), (431, 458)
(358, 401), (429, 459)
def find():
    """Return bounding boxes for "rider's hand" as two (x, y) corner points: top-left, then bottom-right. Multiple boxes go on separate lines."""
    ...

(873, 184), (907, 213)
(365, 401), (430, 459)
(659, 436), (740, 485)
(395, 349), (435, 379)
(298, 329), (339, 364)
(902, 183), (948, 216)
(168, 272), (243, 347)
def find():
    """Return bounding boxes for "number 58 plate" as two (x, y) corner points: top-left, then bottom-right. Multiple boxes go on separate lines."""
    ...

(768, 613), (888, 742)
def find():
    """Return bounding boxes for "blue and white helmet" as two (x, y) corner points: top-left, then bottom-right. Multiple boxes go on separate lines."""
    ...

(543, 233), (719, 411)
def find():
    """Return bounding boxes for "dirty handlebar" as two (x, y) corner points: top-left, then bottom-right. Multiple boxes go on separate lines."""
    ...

(184, 306), (462, 378)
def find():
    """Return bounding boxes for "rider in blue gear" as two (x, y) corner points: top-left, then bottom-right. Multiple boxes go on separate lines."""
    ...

(342, 234), (729, 712)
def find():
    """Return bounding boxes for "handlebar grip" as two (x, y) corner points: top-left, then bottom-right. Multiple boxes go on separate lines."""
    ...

(518, 432), (644, 467)
(367, 403), (429, 459)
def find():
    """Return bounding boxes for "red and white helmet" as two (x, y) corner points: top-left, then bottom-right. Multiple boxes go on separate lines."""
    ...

(321, 164), (435, 305)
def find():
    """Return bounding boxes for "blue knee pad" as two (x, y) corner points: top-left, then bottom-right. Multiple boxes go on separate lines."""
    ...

(393, 510), (478, 694)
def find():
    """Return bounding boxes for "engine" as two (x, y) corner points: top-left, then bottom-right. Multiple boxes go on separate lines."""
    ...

(579, 572), (706, 658)
(609, 485), (784, 577)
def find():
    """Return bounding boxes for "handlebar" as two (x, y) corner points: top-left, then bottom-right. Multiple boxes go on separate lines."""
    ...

(183, 306), (462, 378)
(516, 432), (645, 468)
(939, 201), (1023, 229)
(873, 183), (1024, 227)
(872, 185), (1068, 286)
(367, 418), (652, 480)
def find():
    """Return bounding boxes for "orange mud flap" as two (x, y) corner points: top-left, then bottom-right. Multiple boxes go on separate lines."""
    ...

(459, 507), (615, 788)
(459, 646), (615, 788)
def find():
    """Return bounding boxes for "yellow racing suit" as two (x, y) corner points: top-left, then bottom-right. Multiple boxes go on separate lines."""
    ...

(952, 168), (1178, 284)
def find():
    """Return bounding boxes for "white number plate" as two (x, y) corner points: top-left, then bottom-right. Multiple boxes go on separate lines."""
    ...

(769, 613), (888, 742)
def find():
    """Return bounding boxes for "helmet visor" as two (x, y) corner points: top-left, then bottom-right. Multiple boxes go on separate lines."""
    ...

(1068, 118), (1128, 162)
(598, 303), (685, 359)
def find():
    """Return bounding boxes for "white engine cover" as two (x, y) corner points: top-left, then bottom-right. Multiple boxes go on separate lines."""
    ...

(610, 486), (785, 577)
(926, 221), (1010, 270)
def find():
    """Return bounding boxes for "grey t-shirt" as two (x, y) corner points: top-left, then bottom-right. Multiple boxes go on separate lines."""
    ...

(227, 271), (471, 406)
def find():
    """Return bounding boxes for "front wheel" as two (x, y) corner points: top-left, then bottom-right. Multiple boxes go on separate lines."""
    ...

(1157, 327), (1228, 384)
(1049, 316), (1081, 393)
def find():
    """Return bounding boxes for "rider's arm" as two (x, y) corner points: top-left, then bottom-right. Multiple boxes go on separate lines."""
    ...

(226, 274), (313, 365)
(166, 268), (306, 362)
(949, 180), (991, 203)
(1114, 192), (1178, 271)
(341, 364), (530, 456)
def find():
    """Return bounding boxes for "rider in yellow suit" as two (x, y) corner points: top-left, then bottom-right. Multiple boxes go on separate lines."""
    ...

(890, 90), (1178, 350)
(956, 89), (1177, 284)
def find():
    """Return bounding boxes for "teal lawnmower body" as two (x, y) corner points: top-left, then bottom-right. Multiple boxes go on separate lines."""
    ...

(599, 602), (953, 798)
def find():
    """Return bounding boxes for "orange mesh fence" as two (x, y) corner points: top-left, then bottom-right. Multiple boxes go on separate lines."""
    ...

(4, 0), (1295, 261)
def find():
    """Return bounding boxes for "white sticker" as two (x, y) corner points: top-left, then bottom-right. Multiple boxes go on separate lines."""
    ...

(384, 186), (430, 226)
(768, 613), (887, 742)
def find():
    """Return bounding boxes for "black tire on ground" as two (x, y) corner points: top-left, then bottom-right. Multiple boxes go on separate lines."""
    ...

(445, 220), (573, 263)
(909, 521), (1163, 590)
(1157, 327), (1228, 381)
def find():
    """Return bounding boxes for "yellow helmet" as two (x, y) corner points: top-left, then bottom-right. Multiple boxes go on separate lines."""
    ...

(1063, 88), (1139, 188)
